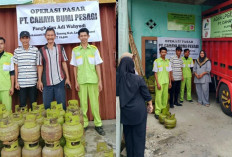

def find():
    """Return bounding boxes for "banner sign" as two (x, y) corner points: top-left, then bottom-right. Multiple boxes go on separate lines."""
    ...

(157, 37), (200, 59)
(202, 9), (232, 38)
(168, 13), (195, 31)
(0, 0), (32, 5)
(16, 1), (102, 46)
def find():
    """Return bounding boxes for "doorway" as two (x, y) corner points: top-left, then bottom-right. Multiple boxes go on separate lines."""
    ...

(142, 37), (157, 78)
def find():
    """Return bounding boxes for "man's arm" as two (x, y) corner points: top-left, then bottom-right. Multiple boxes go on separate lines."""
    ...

(170, 71), (174, 81)
(152, 60), (160, 89)
(37, 65), (43, 92)
(154, 72), (161, 90)
(9, 57), (14, 96)
(36, 50), (44, 92)
(190, 61), (193, 72)
(14, 64), (20, 90)
(181, 59), (184, 81)
(62, 62), (71, 89)
(73, 66), (79, 91)
(170, 57), (174, 81)
(169, 71), (172, 89)
(168, 62), (172, 89)
(181, 67), (184, 81)
(96, 65), (102, 92)
(60, 46), (71, 89)
(10, 75), (14, 96)
(94, 48), (103, 92)
(70, 50), (78, 91)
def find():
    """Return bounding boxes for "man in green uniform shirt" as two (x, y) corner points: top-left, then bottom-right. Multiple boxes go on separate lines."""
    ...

(180, 49), (194, 103)
(152, 47), (172, 119)
(0, 37), (14, 111)
(70, 28), (105, 136)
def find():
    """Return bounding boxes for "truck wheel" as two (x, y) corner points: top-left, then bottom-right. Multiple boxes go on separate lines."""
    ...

(219, 84), (232, 116)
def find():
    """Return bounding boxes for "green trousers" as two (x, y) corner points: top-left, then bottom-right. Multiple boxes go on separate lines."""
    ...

(78, 83), (102, 128)
(0, 90), (12, 111)
(155, 83), (168, 115)
(180, 77), (192, 101)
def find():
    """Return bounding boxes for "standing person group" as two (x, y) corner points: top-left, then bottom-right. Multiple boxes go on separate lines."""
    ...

(0, 27), (105, 136)
(152, 47), (211, 119)
(117, 48), (212, 156)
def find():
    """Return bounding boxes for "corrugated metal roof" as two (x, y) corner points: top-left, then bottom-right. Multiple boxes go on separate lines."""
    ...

(33, 0), (116, 4)
(0, 3), (116, 120)
(0, 0), (116, 8)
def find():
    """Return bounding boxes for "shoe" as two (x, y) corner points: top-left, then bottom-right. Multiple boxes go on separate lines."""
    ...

(174, 103), (182, 106)
(180, 101), (183, 103)
(188, 100), (193, 102)
(84, 127), (88, 132)
(154, 114), (159, 119)
(170, 104), (174, 108)
(95, 126), (105, 136)
(205, 104), (210, 107)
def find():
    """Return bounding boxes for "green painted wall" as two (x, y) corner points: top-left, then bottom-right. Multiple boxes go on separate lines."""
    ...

(128, 0), (211, 57)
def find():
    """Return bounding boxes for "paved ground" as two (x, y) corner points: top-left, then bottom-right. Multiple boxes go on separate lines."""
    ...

(85, 119), (116, 156)
(144, 92), (232, 157)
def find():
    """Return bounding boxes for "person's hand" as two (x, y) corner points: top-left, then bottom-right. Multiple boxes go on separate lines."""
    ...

(157, 83), (161, 90)
(15, 82), (20, 90)
(98, 81), (103, 92)
(182, 76), (184, 81)
(147, 103), (153, 114)
(65, 79), (72, 89)
(169, 83), (172, 89)
(37, 81), (43, 92)
(9, 87), (14, 96)
(75, 81), (80, 92)
(199, 74), (204, 78)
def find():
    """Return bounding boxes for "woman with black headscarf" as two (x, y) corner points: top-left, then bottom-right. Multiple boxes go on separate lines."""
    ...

(193, 50), (211, 107)
(116, 57), (153, 157)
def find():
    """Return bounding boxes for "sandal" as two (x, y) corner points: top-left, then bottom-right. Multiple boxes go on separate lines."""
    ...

(205, 104), (210, 107)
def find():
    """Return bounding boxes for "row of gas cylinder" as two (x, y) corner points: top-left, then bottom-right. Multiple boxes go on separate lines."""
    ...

(0, 100), (85, 157)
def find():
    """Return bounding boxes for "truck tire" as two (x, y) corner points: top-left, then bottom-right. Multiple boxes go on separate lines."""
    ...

(219, 84), (232, 116)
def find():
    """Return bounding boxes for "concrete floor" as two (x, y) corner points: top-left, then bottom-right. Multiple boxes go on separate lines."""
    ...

(145, 93), (232, 157)
(85, 119), (116, 156)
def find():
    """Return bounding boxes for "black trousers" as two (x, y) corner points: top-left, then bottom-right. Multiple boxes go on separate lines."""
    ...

(169, 80), (181, 106)
(19, 85), (37, 108)
(123, 116), (147, 157)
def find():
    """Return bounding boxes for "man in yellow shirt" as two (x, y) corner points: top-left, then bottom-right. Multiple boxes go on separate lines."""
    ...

(0, 37), (14, 111)
(153, 47), (172, 119)
(70, 28), (105, 136)
(180, 49), (194, 103)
